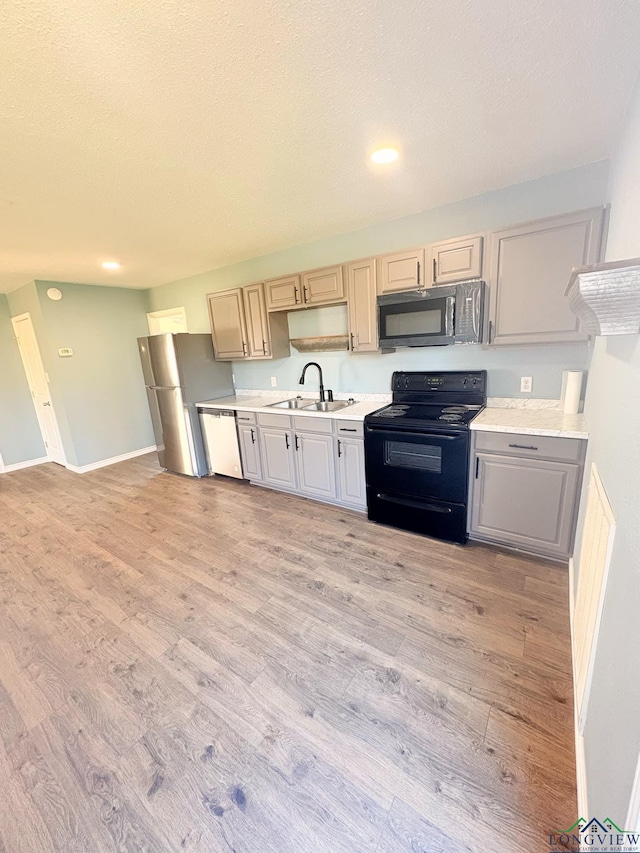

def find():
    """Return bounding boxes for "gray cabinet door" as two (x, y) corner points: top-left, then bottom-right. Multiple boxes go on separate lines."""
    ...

(301, 265), (345, 306)
(238, 424), (262, 481)
(428, 234), (483, 285)
(207, 289), (248, 359)
(260, 428), (297, 489)
(471, 452), (581, 558)
(336, 437), (366, 508)
(488, 208), (604, 345)
(242, 283), (270, 358)
(295, 432), (336, 499)
(346, 258), (378, 352)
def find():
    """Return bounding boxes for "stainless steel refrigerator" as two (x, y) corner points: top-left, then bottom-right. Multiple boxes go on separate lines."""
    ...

(138, 333), (233, 477)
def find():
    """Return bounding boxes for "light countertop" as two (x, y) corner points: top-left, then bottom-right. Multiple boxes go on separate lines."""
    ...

(196, 395), (384, 421)
(471, 407), (588, 439)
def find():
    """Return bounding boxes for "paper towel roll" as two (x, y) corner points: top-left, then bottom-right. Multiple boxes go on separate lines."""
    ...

(562, 370), (583, 414)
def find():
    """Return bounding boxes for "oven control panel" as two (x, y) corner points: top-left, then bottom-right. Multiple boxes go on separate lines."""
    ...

(392, 371), (487, 394)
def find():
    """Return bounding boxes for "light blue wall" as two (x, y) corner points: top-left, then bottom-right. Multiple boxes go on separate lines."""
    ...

(7, 280), (153, 468)
(147, 161), (609, 398)
(575, 77), (640, 821)
(0, 294), (45, 466)
(34, 281), (154, 467)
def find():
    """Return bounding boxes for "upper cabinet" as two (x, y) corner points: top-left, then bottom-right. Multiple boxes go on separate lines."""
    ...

(377, 249), (424, 293)
(265, 275), (302, 311)
(428, 234), (483, 286)
(208, 283), (289, 361)
(346, 258), (378, 352)
(487, 208), (605, 346)
(207, 289), (248, 360)
(301, 265), (345, 306)
(266, 266), (345, 310)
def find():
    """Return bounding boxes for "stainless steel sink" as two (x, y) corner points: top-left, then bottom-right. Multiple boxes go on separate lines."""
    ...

(301, 400), (352, 412)
(268, 398), (315, 410)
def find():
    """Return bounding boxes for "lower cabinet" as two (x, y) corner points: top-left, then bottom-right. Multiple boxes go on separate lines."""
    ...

(470, 432), (585, 559)
(260, 427), (297, 489)
(237, 411), (366, 510)
(336, 437), (366, 509)
(238, 424), (262, 481)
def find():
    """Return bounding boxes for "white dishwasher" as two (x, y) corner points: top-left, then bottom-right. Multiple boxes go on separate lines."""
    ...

(197, 409), (244, 479)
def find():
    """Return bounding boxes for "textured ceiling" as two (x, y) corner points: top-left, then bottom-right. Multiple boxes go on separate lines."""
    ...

(1, 0), (640, 293)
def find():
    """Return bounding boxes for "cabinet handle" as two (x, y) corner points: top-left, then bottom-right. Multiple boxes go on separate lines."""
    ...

(262, 339), (267, 354)
(488, 320), (493, 344)
(350, 332), (355, 351)
(294, 286), (300, 303)
(417, 261), (421, 286)
(337, 439), (342, 457)
(242, 341), (247, 356)
(339, 427), (357, 432)
(475, 457), (479, 478)
(285, 434), (290, 450)
(508, 443), (539, 451)
(294, 434), (300, 451)
(303, 285), (309, 303)
(250, 428), (256, 444)
(433, 258), (437, 283)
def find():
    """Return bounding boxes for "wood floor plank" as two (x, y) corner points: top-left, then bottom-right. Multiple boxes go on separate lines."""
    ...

(0, 456), (577, 852)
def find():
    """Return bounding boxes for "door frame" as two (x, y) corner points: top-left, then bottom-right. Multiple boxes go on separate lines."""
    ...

(147, 306), (188, 335)
(11, 312), (67, 466)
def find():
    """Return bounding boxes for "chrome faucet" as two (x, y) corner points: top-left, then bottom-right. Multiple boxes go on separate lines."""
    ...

(298, 362), (333, 402)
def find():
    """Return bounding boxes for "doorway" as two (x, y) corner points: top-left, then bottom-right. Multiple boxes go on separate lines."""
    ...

(11, 313), (66, 466)
(147, 307), (188, 335)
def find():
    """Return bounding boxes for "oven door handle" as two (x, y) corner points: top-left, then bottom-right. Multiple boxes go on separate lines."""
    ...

(445, 295), (455, 337)
(366, 425), (462, 439)
(376, 493), (453, 513)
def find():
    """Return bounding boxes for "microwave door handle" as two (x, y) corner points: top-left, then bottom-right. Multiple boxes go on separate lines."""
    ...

(445, 296), (455, 337)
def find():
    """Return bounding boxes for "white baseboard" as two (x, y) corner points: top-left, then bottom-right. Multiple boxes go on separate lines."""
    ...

(569, 556), (589, 818)
(65, 446), (156, 474)
(0, 455), (49, 473)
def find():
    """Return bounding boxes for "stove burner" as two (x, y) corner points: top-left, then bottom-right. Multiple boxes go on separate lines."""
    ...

(381, 405), (409, 417)
(442, 406), (467, 414)
(439, 413), (462, 421)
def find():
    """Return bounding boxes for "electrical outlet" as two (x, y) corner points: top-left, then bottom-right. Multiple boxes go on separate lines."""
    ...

(520, 376), (533, 393)
(270, 376), (277, 387)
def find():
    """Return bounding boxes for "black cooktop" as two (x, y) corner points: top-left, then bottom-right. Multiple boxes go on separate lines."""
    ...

(365, 370), (487, 431)
(367, 402), (483, 429)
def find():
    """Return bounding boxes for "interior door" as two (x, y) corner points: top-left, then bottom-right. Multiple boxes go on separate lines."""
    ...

(12, 313), (66, 465)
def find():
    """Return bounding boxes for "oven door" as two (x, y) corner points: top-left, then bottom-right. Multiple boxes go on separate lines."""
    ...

(364, 424), (468, 503)
(378, 291), (455, 347)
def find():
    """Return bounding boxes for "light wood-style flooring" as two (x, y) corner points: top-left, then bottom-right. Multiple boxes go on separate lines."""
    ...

(0, 455), (576, 852)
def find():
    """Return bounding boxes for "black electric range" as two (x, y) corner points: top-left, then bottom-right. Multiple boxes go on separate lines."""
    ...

(364, 370), (487, 544)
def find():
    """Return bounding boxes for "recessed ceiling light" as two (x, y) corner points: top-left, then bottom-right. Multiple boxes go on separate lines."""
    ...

(370, 147), (399, 164)
(102, 261), (121, 270)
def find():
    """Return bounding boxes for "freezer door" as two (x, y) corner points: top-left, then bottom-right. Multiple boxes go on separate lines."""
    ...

(155, 387), (196, 475)
(137, 337), (156, 387)
(146, 388), (166, 468)
(148, 334), (182, 388)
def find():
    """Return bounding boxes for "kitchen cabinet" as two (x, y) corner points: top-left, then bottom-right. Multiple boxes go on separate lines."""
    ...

(346, 258), (378, 352)
(208, 283), (289, 361)
(294, 430), (336, 500)
(487, 208), (604, 345)
(260, 427), (297, 489)
(265, 275), (302, 311)
(377, 249), (424, 294)
(428, 234), (483, 286)
(238, 423), (262, 481)
(469, 431), (586, 559)
(301, 265), (345, 306)
(336, 435), (366, 508)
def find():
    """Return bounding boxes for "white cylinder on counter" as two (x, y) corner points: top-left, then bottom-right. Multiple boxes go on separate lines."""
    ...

(562, 370), (583, 414)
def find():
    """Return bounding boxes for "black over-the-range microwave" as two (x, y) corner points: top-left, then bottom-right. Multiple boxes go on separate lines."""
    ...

(377, 280), (486, 348)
